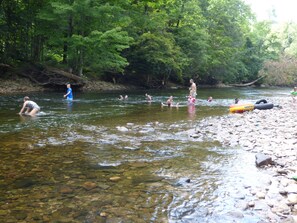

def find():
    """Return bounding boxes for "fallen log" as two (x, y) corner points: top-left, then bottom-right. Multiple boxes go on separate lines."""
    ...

(229, 76), (265, 87)
(16, 64), (85, 87)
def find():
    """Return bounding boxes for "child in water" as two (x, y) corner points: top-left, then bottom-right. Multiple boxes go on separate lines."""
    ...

(188, 95), (196, 105)
(19, 96), (40, 116)
(161, 96), (179, 107)
(64, 83), (73, 100)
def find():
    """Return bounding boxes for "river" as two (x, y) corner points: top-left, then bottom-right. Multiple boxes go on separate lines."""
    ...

(0, 87), (290, 222)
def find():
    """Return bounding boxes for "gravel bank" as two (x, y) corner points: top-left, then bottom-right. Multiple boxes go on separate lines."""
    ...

(189, 97), (297, 222)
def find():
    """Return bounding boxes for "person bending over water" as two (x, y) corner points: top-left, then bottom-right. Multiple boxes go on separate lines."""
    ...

(19, 96), (40, 116)
(64, 83), (73, 100)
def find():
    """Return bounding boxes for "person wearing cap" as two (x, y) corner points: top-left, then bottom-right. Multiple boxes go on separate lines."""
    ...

(19, 96), (40, 116)
(64, 83), (73, 100)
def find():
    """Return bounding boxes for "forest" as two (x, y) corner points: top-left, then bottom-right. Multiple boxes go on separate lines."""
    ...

(1, 0), (297, 87)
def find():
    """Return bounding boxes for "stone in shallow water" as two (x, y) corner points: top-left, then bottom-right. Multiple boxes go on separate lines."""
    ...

(59, 186), (73, 194)
(82, 182), (97, 190)
(13, 177), (36, 188)
(109, 176), (121, 182)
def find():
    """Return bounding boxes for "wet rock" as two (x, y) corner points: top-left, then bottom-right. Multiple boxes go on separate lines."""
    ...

(97, 183), (110, 190)
(100, 212), (107, 217)
(116, 126), (129, 132)
(175, 178), (191, 186)
(110, 176), (121, 182)
(13, 177), (36, 188)
(0, 210), (9, 216)
(255, 153), (273, 167)
(12, 210), (27, 220)
(190, 134), (199, 138)
(82, 182), (97, 190)
(59, 186), (74, 194)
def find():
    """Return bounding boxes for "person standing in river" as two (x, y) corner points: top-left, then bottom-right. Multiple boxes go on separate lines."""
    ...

(64, 83), (73, 100)
(145, 93), (152, 102)
(189, 79), (197, 98)
(291, 87), (297, 102)
(18, 96), (40, 116)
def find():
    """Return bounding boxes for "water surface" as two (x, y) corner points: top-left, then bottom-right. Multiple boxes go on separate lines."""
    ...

(0, 87), (290, 222)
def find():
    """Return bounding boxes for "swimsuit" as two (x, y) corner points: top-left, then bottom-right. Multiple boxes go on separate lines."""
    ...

(26, 101), (40, 110)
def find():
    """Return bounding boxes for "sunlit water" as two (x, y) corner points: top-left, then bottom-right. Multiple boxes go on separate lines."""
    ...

(0, 87), (291, 222)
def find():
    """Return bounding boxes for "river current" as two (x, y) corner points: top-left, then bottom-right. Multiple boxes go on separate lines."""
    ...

(0, 87), (290, 222)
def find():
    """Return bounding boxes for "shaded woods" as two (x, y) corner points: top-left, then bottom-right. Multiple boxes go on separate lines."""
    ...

(1, 0), (297, 88)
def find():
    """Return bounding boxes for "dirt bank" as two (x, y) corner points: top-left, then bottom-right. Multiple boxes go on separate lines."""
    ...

(0, 78), (138, 94)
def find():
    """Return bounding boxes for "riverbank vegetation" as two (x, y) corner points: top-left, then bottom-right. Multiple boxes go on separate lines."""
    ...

(1, 0), (297, 88)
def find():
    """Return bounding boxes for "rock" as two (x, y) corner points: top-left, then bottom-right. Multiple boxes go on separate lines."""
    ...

(287, 194), (297, 204)
(248, 201), (255, 207)
(100, 212), (107, 217)
(190, 134), (199, 138)
(110, 176), (121, 182)
(116, 126), (129, 132)
(253, 200), (270, 211)
(255, 153), (273, 167)
(256, 191), (266, 199)
(227, 211), (244, 218)
(0, 210), (8, 216)
(59, 186), (74, 194)
(286, 184), (297, 193)
(12, 210), (28, 220)
(82, 182), (97, 190)
(271, 202), (291, 215)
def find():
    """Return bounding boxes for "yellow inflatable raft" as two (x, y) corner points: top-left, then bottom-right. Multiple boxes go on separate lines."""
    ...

(229, 103), (254, 113)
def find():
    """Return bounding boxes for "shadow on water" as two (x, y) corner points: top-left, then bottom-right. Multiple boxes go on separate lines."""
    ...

(0, 87), (291, 222)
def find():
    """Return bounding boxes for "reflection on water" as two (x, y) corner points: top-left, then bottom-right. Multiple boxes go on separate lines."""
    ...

(0, 87), (290, 222)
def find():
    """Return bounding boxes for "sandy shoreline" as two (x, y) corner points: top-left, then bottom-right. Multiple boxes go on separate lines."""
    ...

(189, 97), (297, 222)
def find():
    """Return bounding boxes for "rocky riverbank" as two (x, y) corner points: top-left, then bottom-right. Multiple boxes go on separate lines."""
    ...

(189, 98), (297, 222)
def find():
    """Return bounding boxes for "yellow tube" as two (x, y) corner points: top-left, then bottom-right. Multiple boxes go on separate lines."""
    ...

(229, 103), (254, 113)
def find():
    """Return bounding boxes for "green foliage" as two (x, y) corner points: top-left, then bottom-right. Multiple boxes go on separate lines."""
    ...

(127, 31), (186, 86)
(0, 0), (293, 86)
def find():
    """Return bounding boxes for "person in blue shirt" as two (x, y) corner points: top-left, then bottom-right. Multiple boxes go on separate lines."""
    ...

(64, 83), (73, 100)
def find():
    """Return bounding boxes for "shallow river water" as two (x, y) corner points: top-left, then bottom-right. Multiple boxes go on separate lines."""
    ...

(0, 87), (290, 222)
